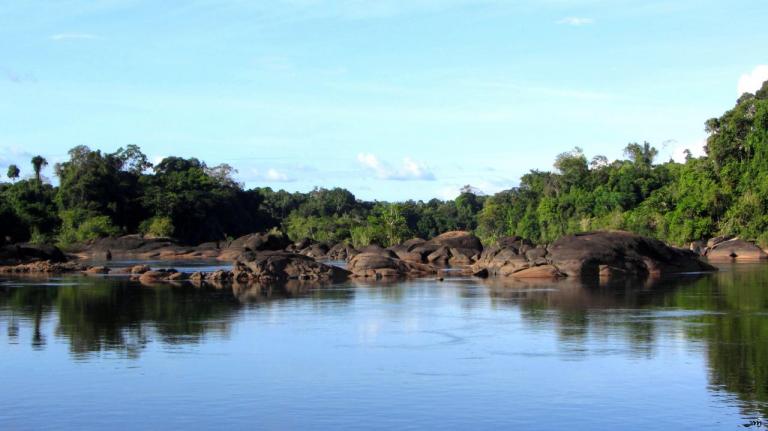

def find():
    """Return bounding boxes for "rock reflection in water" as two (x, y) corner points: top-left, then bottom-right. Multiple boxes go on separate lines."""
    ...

(2, 264), (768, 423)
(482, 266), (768, 419)
(0, 276), (355, 359)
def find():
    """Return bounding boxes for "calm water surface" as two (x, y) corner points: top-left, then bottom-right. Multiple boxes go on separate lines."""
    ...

(1, 262), (767, 430)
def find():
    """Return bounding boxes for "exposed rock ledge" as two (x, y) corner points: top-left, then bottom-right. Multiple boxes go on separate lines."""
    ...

(232, 251), (349, 283)
(472, 231), (716, 281)
(1, 231), (719, 283)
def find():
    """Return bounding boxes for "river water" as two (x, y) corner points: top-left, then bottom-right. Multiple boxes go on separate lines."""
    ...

(1, 262), (767, 430)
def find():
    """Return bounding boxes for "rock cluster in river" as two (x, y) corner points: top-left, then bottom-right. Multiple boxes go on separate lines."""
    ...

(1, 229), (740, 284)
(233, 250), (349, 282)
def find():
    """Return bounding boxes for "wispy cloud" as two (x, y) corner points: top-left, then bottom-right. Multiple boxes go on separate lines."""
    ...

(2, 68), (37, 84)
(246, 167), (294, 182)
(557, 17), (594, 26)
(357, 153), (435, 181)
(50, 33), (99, 41)
(0, 146), (33, 164)
(737, 65), (768, 96)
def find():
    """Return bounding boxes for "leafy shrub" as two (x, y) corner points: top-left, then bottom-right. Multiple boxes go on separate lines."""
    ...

(57, 209), (121, 245)
(140, 216), (175, 238)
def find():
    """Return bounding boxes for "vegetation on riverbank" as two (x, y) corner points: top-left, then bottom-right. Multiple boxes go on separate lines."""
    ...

(2, 81), (768, 248)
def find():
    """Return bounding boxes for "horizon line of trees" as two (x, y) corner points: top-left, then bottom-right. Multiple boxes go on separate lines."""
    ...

(2, 80), (768, 249)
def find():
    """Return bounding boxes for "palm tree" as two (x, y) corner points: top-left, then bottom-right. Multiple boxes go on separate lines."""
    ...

(30, 156), (48, 183)
(6, 164), (20, 182)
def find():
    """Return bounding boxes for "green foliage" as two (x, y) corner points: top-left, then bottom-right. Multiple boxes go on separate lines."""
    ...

(6, 164), (20, 181)
(2, 80), (768, 247)
(57, 209), (121, 245)
(284, 213), (360, 244)
(139, 216), (175, 238)
(1, 180), (58, 242)
(30, 155), (48, 183)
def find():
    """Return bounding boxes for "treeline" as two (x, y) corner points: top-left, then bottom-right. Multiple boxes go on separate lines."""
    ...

(2, 80), (768, 248)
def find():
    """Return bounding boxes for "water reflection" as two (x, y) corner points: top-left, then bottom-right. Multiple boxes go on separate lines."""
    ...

(1, 264), (768, 421)
(0, 277), (354, 359)
(482, 266), (768, 418)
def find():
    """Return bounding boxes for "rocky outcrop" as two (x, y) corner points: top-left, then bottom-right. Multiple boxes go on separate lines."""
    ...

(497, 236), (534, 250)
(0, 260), (86, 274)
(471, 246), (533, 277)
(473, 231), (715, 280)
(0, 243), (67, 265)
(547, 231), (716, 279)
(228, 231), (290, 252)
(347, 252), (436, 278)
(233, 251), (349, 283)
(428, 231), (483, 251)
(705, 238), (767, 260)
(72, 235), (214, 260)
(327, 243), (358, 260)
(400, 231), (483, 267)
(299, 243), (330, 259)
(355, 245), (399, 259)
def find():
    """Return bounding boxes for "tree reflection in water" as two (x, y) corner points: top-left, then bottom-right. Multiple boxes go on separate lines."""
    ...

(0, 277), (354, 359)
(484, 264), (768, 418)
(1, 264), (767, 418)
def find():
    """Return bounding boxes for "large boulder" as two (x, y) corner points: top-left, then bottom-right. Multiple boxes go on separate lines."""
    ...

(427, 231), (483, 252)
(0, 243), (67, 264)
(355, 245), (398, 259)
(233, 251), (349, 282)
(497, 236), (534, 252)
(347, 252), (436, 278)
(547, 231), (716, 279)
(706, 238), (767, 260)
(403, 232), (483, 267)
(327, 243), (357, 260)
(401, 238), (426, 248)
(300, 243), (330, 259)
(228, 231), (290, 252)
(471, 246), (531, 277)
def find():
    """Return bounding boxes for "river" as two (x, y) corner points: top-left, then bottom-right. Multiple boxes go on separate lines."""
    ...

(1, 261), (767, 430)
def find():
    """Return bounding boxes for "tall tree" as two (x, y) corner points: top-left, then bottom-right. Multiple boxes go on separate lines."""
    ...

(30, 156), (48, 183)
(6, 164), (20, 182)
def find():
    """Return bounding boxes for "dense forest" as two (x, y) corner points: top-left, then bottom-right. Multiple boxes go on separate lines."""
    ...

(2, 80), (767, 249)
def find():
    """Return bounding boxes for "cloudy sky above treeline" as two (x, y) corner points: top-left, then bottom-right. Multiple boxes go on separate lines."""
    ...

(2, 0), (768, 200)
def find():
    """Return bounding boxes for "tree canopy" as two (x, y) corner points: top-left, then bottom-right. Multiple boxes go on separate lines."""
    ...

(2, 79), (768, 247)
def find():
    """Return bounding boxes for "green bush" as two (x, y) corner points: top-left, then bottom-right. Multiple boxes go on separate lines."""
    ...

(57, 211), (121, 246)
(140, 216), (175, 238)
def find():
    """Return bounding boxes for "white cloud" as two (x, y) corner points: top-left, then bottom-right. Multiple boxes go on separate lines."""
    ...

(670, 139), (706, 163)
(50, 33), (98, 41)
(151, 155), (166, 166)
(265, 168), (289, 181)
(557, 17), (594, 26)
(357, 153), (435, 181)
(247, 167), (294, 182)
(737, 65), (768, 96)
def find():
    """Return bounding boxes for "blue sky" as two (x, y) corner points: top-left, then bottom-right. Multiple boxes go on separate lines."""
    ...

(2, 0), (767, 201)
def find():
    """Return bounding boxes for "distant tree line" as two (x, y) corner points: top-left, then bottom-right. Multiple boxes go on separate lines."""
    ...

(2, 80), (768, 248)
